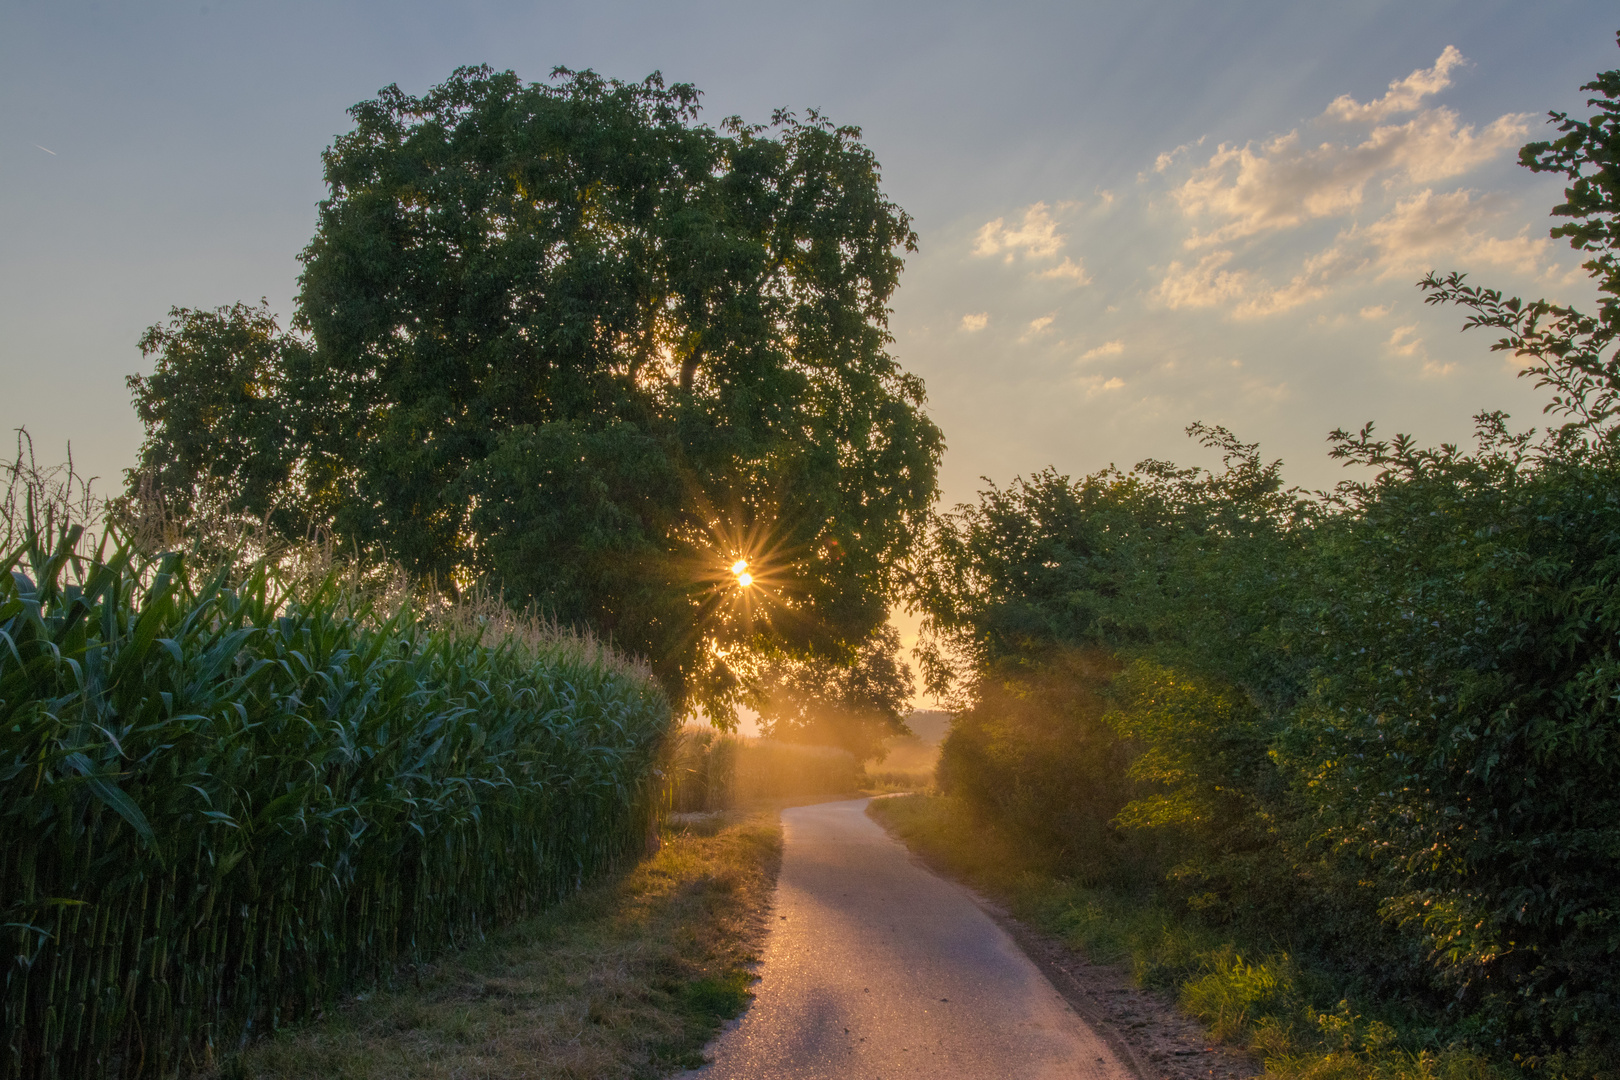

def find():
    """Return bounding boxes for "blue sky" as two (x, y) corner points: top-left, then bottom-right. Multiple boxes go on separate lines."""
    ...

(3, 0), (1616, 503)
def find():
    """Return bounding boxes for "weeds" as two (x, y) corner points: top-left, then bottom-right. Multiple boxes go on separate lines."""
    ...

(220, 810), (781, 1079)
(869, 795), (1516, 1080)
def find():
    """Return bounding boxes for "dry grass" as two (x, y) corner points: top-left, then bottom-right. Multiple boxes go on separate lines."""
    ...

(219, 813), (782, 1080)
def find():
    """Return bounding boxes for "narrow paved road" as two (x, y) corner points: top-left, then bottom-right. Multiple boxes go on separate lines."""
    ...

(695, 798), (1135, 1079)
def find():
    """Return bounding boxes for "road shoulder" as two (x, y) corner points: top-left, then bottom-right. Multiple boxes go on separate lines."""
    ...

(869, 795), (1260, 1080)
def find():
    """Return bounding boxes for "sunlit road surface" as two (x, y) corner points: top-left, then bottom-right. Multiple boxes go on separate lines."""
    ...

(695, 798), (1134, 1079)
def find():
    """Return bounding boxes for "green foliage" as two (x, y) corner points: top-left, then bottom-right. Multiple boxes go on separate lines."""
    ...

(127, 66), (943, 714)
(125, 302), (310, 538)
(935, 649), (1137, 877)
(907, 40), (1620, 1071)
(0, 495), (671, 1078)
(871, 794), (1511, 1080)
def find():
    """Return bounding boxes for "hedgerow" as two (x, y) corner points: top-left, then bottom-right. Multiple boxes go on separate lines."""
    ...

(912, 37), (1620, 1073)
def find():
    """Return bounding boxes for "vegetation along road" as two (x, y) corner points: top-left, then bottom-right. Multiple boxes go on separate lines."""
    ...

(692, 799), (1132, 1080)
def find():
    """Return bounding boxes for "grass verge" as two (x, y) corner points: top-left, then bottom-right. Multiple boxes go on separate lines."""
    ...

(868, 794), (1517, 1080)
(218, 811), (781, 1080)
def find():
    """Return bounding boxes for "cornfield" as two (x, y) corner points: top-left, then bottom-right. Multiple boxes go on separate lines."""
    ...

(1, 498), (672, 1077)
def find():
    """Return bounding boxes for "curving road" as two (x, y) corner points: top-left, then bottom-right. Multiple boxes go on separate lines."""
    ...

(694, 798), (1135, 1079)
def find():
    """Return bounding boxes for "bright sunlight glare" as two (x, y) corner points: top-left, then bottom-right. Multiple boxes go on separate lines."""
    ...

(737, 572), (753, 588)
(731, 559), (749, 576)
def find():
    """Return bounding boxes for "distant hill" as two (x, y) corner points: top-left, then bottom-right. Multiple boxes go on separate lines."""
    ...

(904, 710), (952, 745)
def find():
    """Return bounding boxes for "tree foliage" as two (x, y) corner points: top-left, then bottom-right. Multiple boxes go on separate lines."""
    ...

(127, 66), (942, 713)
(912, 38), (1620, 1070)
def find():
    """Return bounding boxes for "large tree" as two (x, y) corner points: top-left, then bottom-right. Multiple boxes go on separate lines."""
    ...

(128, 66), (942, 712)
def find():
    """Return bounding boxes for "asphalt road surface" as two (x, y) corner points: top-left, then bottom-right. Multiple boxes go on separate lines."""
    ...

(694, 798), (1135, 1079)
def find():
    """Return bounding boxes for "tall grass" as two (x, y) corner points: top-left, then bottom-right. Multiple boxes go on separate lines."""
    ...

(1, 472), (672, 1078)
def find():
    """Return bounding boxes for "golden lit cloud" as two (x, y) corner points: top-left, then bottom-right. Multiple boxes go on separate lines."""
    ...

(1321, 46), (1464, 123)
(1037, 256), (1092, 284)
(959, 312), (989, 332)
(1386, 324), (1423, 357)
(1077, 374), (1125, 398)
(1167, 49), (1529, 252)
(973, 202), (1066, 262)
(1080, 340), (1124, 360)
(1356, 188), (1550, 277)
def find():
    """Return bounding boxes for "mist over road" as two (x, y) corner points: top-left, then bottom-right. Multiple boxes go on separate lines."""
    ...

(695, 798), (1133, 1079)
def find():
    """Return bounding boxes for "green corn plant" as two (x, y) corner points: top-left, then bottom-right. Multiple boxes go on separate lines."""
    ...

(1, 499), (673, 1079)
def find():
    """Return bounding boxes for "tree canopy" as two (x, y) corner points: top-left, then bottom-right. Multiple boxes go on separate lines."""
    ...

(128, 66), (942, 714)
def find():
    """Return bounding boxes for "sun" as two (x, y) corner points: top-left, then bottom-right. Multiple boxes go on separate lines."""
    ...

(731, 559), (754, 588)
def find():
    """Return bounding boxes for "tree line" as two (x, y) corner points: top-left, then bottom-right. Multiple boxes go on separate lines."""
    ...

(121, 39), (1620, 1069)
(914, 39), (1620, 1073)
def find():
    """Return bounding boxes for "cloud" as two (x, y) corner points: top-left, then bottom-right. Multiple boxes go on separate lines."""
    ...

(1385, 323), (1456, 376)
(1038, 256), (1092, 284)
(1153, 138), (1205, 174)
(1322, 46), (1465, 123)
(1166, 51), (1529, 254)
(1020, 314), (1056, 341)
(1081, 340), (1124, 360)
(1155, 251), (1252, 310)
(959, 312), (989, 332)
(974, 202), (1066, 261)
(1240, 377), (1291, 404)
(1386, 324), (1423, 356)
(1356, 188), (1549, 277)
(1172, 105), (1529, 248)
(1078, 374), (1126, 398)
(1157, 244), (1360, 319)
(1156, 190), (1549, 320)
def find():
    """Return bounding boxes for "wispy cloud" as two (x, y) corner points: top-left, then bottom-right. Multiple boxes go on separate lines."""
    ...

(959, 312), (989, 332)
(1157, 244), (1358, 320)
(32, 143), (56, 156)
(1077, 374), (1125, 398)
(1020, 314), (1056, 341)
(1037, 256), (1092, 284)
(1386, 322), (1456, 376)
(1172, 106), (1529, 248)
(1355, 188), (1548, 277)
(974, 202), (1066, 262)
(1080, 340), (1124, 360)
(1387, 324), (1423, 356)
(1321, 46), (1464, 123)
(1147, 47), (1546, 321)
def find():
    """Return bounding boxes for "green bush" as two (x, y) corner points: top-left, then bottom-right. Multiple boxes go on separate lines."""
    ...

(910, 41), (1620, 1065)
(1, 506), (672, 1078)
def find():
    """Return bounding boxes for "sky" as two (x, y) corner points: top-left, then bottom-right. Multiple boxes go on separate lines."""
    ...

(3, 1), (1618, 712)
